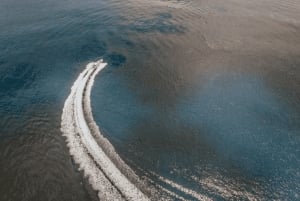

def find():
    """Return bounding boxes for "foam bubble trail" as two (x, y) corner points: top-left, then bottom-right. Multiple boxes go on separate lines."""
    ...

(149, 171), (212, 201)
(127, 159), (211, 201)
(61, 60), (148, 201)
(61, 59), (213, 201)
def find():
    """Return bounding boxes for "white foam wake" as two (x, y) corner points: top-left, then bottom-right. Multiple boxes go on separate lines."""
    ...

(61, 60), (149, 201)
(61, 59), (214, 201)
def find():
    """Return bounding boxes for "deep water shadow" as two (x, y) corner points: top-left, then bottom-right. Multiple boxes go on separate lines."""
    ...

(128, 12), (185, 34)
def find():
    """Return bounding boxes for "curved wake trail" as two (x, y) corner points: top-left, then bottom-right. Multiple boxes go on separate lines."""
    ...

(61, 60), (148, 201)
(61, 59), (212, 201)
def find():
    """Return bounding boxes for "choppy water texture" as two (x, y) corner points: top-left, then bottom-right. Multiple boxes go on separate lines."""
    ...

(1, 0), (300, 200)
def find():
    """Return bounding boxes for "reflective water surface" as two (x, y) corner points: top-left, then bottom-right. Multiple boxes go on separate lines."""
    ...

(0, 0), (300, 200)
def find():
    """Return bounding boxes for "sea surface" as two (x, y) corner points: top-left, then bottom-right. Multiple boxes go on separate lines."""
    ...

(0, 0), (300, 200)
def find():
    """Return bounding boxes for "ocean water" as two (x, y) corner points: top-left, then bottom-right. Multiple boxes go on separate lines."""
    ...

(0, 0), (300, 200)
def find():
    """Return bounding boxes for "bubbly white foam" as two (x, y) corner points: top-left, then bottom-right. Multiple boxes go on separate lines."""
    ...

(61, 59), (214, 201)
(61, 60), (148, 201)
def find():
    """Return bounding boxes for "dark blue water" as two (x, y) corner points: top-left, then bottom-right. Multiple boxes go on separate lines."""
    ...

(1, 0), (300, 200)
